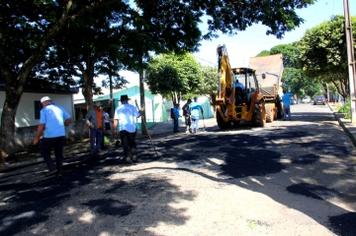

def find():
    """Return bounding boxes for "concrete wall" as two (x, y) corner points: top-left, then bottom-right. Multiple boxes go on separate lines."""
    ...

(0, 92), (74, 127)
(2, 120), (88, 155)
(0, 92), (76, 154)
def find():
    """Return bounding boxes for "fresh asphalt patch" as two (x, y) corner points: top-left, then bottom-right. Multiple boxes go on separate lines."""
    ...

(292, 153), (320, 165)
(286, 183), (339, 200)
(219, 148), (285, 178)
(329, 212), (356, 236)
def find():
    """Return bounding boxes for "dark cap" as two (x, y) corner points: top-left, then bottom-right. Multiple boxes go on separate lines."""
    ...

(120, 95), (130, 102)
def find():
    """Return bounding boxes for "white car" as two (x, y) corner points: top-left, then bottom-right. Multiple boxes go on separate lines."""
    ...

(301, 96), (311, 103)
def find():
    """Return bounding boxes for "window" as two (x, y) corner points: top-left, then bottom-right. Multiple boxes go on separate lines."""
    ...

(34, 101), (41, 120)
(247, 73), (256, 90)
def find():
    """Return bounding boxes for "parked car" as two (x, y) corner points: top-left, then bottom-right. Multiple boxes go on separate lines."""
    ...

(301, 96), (311, 103)
(313, 95), (326, 105)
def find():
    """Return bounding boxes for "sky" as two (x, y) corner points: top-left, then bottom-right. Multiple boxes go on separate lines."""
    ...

(194, 0), (356, 68)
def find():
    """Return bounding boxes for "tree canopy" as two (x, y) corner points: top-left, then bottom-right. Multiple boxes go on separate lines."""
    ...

(146, 53), (202, 103)
(298, 15), (356, 98)
(199, 66), (219, 97)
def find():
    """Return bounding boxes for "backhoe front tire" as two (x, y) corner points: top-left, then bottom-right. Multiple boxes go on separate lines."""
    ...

(216, 110), (230, 129)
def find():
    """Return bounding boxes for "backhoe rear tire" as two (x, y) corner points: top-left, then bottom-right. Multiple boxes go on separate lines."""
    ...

(253, 103), (266, 127)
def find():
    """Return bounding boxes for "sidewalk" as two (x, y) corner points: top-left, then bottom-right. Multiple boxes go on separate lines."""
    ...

(145, 117), (216, 136)
(0, 118), (217, 170)
(328, 103), (356, 147)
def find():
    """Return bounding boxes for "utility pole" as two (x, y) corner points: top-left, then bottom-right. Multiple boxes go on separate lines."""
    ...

(343, 0), (356, 123)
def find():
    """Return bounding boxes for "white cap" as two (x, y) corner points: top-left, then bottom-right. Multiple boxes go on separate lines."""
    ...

(40, 96), (51, 103)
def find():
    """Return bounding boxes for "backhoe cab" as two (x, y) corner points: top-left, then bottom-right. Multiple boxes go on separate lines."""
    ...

(214, 45), (266, 129)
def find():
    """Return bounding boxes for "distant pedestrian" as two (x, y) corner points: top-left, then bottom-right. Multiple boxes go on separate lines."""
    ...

(172, 103), (180, 133)
(103, 110), (111, 131)
(33, 96), (72, 176)
(282, 91), (293, 120)
(189, 97), (204, 134)
(86, 103), (105, 157)
(113, 95), (142, 163)
(182, 99), (192, 133)
(102, 109), (111, 149)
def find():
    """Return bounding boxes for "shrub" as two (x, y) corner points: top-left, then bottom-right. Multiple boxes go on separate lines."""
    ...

(338, 98), (351, 119)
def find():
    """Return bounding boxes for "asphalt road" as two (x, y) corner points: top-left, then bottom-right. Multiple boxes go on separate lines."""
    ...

(0, 103), (355, 235)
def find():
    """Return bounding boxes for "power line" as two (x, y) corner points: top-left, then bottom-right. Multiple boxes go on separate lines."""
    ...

(194, 55), (217, 66)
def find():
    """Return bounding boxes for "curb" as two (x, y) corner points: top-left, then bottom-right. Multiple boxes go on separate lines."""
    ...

(328, 103), (356, 148)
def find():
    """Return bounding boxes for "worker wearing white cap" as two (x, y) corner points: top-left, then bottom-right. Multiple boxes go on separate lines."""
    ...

(33, 96), (72, 176)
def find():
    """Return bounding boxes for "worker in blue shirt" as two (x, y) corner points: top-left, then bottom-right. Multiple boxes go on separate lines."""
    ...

(33, 96), (72, 176)
(172, 103), (180, 133)
(282, 91), (293, 120)
(189, 97), (204, 134)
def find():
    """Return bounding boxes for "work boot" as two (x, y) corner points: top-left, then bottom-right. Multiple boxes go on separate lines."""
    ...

(125, 151), (133, 164)
(125, 156), (132, 164)
(131, 148), (137, 162)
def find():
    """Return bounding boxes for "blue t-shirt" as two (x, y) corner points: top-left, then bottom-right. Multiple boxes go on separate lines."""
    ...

(234, 81), (245, 89)
(173, 107), (180, 119)
(114, 103), (139, 133)
(282, 93), (292, 108)
(40, 104), (70, 138)
(190, 102), (203, 119)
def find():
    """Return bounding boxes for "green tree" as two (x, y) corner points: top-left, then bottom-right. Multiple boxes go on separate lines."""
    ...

(298, 15), (356, 99)
(0, 0), (127, 160)
(282, 68), (322, 100)
(256, 50), (271, 57)
(146, 53), (202, 104)
(48, 2), (130, 109)
(270, 43), (301, 68)
(199, 66), (219, 96)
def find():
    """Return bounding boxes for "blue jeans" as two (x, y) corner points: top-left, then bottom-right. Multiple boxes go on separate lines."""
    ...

(40, 137), (65, 172)
(284, 106), (291, 120)
(90, 128), (103, 154)
(173, 118), (179, 132)
(191, 117), (199, 133)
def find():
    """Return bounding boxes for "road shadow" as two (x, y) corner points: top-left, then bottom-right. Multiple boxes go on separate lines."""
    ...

(136, 114), (356, 235)
(0, 148), (194, 235)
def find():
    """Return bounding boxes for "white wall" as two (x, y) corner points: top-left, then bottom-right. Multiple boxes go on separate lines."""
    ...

(0, 92), (74, 127)
(123, 94), (164, 123)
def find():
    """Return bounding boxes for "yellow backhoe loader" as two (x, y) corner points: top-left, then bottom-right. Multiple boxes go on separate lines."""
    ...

(213, 45), (266, 129)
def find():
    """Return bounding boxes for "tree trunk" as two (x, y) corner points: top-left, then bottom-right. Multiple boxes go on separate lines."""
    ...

(109, 74), (114, 117)
(332, 79), (348, 100)
(80, 60), (95, 110)
(0, 79), (23, 162)
(139, 69), (148, 135)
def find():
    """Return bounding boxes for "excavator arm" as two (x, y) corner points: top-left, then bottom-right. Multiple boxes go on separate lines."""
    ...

(216, 45), (234, 105)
